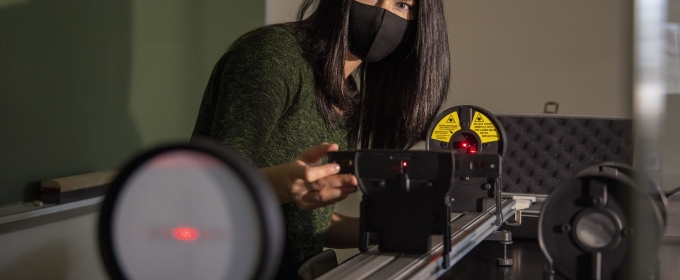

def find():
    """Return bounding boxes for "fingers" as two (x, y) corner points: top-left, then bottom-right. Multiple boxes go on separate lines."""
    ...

(304, 163), (341, 183)
(296, 142), (339, 163)
(305, 174), (358, 192)
(290, 166), (357, 193)
(287, 165), (358, 210)
(286, 143), (355, 210)
(289, 161), (347, 183)
(297, 185), (358, 210)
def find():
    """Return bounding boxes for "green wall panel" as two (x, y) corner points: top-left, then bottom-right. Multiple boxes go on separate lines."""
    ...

(0, 0), (264, 206)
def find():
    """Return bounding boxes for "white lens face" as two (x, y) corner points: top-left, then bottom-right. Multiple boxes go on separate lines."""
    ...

(575, 212), (617, 249)
(112, 150), (262, 280)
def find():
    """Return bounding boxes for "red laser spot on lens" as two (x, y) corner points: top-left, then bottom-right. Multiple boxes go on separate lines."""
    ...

(172, 227), (200, 241)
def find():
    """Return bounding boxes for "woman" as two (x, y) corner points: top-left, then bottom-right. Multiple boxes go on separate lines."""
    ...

(192, 0), (449, 278)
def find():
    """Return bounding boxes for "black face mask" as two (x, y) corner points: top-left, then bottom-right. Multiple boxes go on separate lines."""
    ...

(348, 1), (410, 62)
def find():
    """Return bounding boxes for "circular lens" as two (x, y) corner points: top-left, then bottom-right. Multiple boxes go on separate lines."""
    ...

(575, 212), (617, 249)
(111, 150), (262, 280)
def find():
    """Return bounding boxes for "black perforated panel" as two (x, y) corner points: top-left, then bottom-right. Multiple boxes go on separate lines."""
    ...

(497, 116), (633, 194)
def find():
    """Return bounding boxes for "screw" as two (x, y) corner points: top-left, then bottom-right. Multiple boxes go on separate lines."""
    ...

(591, 196), (603, 207)
(560, 224), (572, 233)
(425, 182), (433, 187)
(497, 243), (514, 266)
(484, 183), (492, 190)
(378, 180), (386, 187)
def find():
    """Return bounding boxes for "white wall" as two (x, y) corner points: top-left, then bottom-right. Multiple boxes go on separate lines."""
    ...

(265, 0), (301, 24)
(0, 213), (106, 280)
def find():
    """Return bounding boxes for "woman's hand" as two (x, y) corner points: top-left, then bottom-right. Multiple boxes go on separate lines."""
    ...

(262, 143), (358, 210)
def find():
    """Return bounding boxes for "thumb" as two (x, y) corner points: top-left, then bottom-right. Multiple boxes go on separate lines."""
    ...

(296, 143), (339, 164)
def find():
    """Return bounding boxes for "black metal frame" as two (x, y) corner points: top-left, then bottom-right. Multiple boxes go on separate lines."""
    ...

(330, 150), (503, 271)
(98, 140), (284, 280)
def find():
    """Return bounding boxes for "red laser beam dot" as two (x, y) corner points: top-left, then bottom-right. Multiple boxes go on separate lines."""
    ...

(461, 142), (469, 148)
(172, 227), (200, 241)
(468, 146), (478, 154)
(402, 161), (408, 168)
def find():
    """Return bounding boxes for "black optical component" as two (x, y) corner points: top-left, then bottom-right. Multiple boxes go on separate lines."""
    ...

(328, 150), (502, 269)
(98, 140), (284, 280)
(538, 163), (666, 280)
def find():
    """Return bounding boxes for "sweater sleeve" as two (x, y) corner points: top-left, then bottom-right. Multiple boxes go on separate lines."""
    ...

(193, 27), (303, 167)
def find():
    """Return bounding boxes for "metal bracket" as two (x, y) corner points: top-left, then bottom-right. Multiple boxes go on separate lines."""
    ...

(505, 210), (522, 226)
(485, 230), (512, 243)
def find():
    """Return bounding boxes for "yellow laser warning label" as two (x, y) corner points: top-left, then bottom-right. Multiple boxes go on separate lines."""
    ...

(470, 111), (499, 143)
(430, 111), (461, 142)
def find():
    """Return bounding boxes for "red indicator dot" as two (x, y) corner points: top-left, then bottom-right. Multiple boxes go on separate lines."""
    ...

(172, 227), (200, 241)
(402, 161), (408, 167)
(461, 142), (469, 148)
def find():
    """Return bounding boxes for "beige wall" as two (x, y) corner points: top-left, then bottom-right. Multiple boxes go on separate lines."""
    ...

(269, 0), (634, 117)
(266, 0), (300, 24)
(445, 0), (632, 116)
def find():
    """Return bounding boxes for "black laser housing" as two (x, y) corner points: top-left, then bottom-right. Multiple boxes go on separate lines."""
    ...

(328, 150), (502, 269)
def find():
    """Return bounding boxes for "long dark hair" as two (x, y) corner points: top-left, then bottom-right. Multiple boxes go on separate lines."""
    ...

(295, 0), (450, 149)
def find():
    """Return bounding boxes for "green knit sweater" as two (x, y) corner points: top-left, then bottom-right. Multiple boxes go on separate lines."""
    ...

(192, 26), (351, 279)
